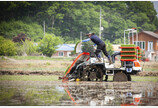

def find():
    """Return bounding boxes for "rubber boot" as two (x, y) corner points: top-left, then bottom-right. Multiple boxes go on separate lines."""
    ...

(97, 57), (102, 62)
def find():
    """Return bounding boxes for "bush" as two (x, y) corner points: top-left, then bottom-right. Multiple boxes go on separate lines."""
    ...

(13, 33), (31, 43)
(0, 36), (17, 56)
(38, 34), (63, 57)
(16, 40), (39, 56)
(82, 41), (94, 53)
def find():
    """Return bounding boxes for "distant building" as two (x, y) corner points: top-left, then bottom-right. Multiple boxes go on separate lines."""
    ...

(130, 30), (158, 61)
(53, 44), (75, 57)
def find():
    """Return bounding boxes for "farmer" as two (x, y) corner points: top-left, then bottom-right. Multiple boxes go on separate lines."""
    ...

(86, 33), (112, 64)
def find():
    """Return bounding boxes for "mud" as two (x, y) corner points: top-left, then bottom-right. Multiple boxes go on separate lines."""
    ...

(0, 81), (158, 106)
(0, 70), (158, 77)
(0, 58), (158, 76)
(0, 70), (64, 76)
(137, 71), (158, 76)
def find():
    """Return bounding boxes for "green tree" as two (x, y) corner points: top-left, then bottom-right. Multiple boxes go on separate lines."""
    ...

(0, 20), (43, 41)
(130, 13), (150, 26)
(0, 1), (157, 44)
(153, 16), (158, 28)
(142, 23), (156, 31)
(126, 1), (157, 22)
(103, 12), (127, 42)
(0, 36), (17, 56)
(82, 41), (94, 53)
(38, 34), (63, 57)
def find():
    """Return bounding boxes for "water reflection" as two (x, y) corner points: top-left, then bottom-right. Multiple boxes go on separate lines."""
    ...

(0, 81), (157, 106)
(61, 82), (158, 106)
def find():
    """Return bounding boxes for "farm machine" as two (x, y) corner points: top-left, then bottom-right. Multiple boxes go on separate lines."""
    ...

(59, 28), (142, 82)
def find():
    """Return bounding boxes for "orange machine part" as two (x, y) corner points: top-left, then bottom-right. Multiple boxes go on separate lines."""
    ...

(120, 51), (136, 53)
(134, 97), (141, 103)
(121, 59), (137, 61)
(120, 47), (137, 49)
(121, 55), (137, 57)
(134, 61), (140, 67)
(64, 52), (90, 77)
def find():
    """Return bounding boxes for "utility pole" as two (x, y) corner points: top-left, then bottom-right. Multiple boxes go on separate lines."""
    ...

(43, 21), (45, 37)
(99, 8), (102, 39)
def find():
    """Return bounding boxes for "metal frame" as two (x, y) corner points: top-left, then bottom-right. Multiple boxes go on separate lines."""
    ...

(106, 70), (114, 76)
(124, 29), (138, 45)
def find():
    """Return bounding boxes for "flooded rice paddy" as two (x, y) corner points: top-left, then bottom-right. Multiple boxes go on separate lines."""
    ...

(0, 81), (158, 106)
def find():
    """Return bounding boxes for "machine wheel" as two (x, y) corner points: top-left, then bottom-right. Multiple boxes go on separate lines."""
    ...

(89, 71), (97, 81)
(127, 74), (131, 81)
(113, 72), (128, 82)
(80, 66), (89, 81)
(89, 66), (97, 81)
(96, 67), (104, 81)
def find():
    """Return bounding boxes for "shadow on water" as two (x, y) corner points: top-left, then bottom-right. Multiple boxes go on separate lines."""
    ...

(0, 81), (158, 106)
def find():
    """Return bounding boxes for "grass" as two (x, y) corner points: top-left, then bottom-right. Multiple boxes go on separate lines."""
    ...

(0, 75), (59, 81)
(0, 57), (71, 73)
(131, 76), (158, 82)
(143, 68), (158, 72)
(107, 75), (158, 82)
(0, 67), (66, 72)
(0, 75), (157, 82)
(7, 56), (75, 61)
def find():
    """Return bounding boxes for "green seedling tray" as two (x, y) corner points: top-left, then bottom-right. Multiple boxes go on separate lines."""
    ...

(121, 44), (135, 47)
(121, 56), (136, 59)
(122, 48), (137, 51)
(121, 52), (136, 55)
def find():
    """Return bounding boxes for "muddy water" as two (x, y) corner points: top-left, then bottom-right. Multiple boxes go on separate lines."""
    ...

(0, 81), (158, 106)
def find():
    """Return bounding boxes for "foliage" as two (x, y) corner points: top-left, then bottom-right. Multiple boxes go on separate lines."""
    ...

(126, 1), (157, 22)
(141, 23), (156, 31)
(13, 33), (30, 43)
(15, 40), (38, 56)
(104, 40), (114, 55)
(82, 41), (95, 54)
(113, 38), (124, 44)
(38, 34), (63, 57)
(72, 41), (81, 54)
(22, 40), (38, 56)
(8, 56), (74, 61)
(0, 36), (17, 56)
(0, 20), (43, 41)
(0, 1), (157, 44)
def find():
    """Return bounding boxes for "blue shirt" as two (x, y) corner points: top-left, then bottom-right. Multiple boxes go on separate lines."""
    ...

(90, 34), (104, 45)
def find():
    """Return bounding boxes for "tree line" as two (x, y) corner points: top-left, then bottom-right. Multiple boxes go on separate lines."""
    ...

(0, 1), (158, 56)
(0, 1), (157, 43)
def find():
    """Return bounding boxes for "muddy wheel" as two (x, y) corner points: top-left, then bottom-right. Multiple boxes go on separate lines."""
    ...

(96, 68), (103, 81)
(127, 74), (131, 81)
(80, 67), (89, 81)
(113, 72), (128, 82)
(89, 71), (97, 81)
